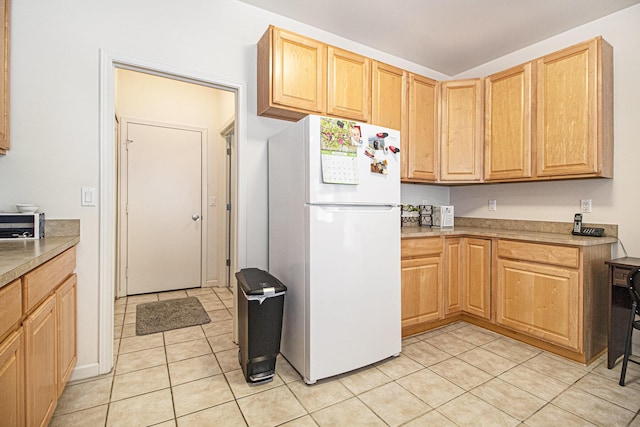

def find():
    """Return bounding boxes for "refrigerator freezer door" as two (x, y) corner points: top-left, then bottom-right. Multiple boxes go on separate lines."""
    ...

(306, 115), (400, 205)
(306, 204), (401, 383)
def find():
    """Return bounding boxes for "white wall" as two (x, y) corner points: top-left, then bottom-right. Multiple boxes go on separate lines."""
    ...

(449, 4), (640, 258)
(115, 69), (235, 289)
(0, 0), (445, 377)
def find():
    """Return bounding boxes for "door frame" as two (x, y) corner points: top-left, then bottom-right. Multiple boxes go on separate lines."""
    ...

(98, 50), (247, 377)
(118, 117), (208, 297)
(218, 118), (235, 288)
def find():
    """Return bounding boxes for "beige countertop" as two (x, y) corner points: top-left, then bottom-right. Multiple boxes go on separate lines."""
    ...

(0, 221), (80, 289)
(401, 225), (618, 246)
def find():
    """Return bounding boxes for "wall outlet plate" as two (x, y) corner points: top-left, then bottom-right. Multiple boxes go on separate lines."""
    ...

(488, 200), (497, 211)
(581, 199), (592, 213)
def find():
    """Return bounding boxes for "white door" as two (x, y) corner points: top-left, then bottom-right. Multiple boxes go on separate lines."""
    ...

(125, 121), (204, 295)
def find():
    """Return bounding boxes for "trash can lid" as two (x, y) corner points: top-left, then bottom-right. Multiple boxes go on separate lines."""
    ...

(235, 268), (287, 295)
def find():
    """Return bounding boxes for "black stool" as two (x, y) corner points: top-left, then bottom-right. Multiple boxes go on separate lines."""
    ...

(619, 266), (640, 386)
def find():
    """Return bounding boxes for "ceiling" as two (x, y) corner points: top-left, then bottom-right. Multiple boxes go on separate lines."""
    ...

(239, 0), (640, 76)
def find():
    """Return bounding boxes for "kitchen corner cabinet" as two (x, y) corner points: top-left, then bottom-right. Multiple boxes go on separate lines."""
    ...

(0, 247), (77, 427)
(440, 79), (484, 182)
(401, 237), (443, 330)
(406, 74), (439, 182)
(0, 0), (10, 155)
(536, 36), (613, 178)
(258, 26), (326, 120)
(462, 238), (491, 319)
(484, 63), (533, 181)
(444, 237), (491, 319)
(327, 46), (370, 122)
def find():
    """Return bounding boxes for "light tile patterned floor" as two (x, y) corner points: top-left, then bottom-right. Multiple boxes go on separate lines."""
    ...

(51, 287), (640, 426)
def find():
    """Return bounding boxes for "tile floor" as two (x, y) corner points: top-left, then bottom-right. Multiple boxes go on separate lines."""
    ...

(51, 286), (640, 427)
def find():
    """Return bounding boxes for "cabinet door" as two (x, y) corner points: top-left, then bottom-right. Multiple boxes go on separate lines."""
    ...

(25, 295), (57, 427)
(371, 61), (405, 132)
(258, 26), (326, 119)
(496, 259), (581, 351)
(440, 79), (483, 181)
(462, 238), (491, 319)
(0, 329), (24, 427)
(327, 46), (370, 122)
(401, 256), (442, 327)
(0, 0), (9, 154)
(485, 63), (533, 181)
(407, 74), (438, 181)
(444, 238), (462, 315)
(536, 37), (612, 177)
(57, 274), (77, 396)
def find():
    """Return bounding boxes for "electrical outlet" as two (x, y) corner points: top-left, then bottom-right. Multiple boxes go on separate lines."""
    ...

(488, 200), (497, 211)
(581, 199), (592, 213)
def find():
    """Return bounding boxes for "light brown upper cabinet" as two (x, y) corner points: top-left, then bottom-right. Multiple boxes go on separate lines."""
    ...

(484, 63), (534, 181)
(258, 26), (326, 121)
(258, 26), (371, 123)
(406, 74), (439, 182)
(440, 79), (484, 182)
(536, 36), (613, 178)
(371, 61), (406, 132)
(0, 0), (10, 155)
(327, 46), (370, 122)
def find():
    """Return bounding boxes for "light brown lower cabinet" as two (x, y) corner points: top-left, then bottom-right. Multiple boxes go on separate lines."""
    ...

(0, 246), (77, 427)
(0, 329), (24, 427)
(401, 237), (443, 329)
(496, 240), (581, 351)
(462, 238), (491, 320)
(25, 295), (58, 427)
(444, 238), (462, 315)
(401, 235), (610, 363)
(57, 274), (77, 396)
(497, 258), (580, 350)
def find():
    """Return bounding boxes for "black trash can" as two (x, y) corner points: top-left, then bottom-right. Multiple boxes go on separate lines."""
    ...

(235, 268), (287, 384)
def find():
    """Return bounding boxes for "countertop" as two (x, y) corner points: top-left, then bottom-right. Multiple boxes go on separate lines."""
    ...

(401, 226), (618, 246)
(0, 235), (80, 289)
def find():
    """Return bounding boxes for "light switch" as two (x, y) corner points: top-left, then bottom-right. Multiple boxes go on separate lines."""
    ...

(81, 187), (97, 207)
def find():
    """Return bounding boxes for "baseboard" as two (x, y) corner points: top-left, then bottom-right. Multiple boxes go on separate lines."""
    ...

(69, 362), (103, 382)
(206, 279), (220, 287)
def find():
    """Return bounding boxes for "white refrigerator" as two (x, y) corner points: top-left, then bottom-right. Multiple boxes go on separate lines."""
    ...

(268, 115), (401, 384)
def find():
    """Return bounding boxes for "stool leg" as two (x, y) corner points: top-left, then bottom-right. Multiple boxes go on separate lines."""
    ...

(620, 301), (637, 386)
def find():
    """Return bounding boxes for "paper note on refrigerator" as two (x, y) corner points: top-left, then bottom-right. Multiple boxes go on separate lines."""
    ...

(320, 117), (359, 184)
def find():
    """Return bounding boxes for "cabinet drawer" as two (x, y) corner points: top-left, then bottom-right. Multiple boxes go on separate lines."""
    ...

(612, 266), (632, 287)
(497, 240), (579, 268)
(23, 247), (76, 313)
(0, 279), (22, 340)
(402, 237), (443, 258)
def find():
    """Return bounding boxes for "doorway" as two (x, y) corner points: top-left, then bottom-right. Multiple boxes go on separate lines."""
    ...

(115, 68), (236, 297)
(99, 50), (246, 377)
(120, 119), (206, 295)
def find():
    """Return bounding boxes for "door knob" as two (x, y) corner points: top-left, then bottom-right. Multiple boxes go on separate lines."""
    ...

(192, 214), (201, 221)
